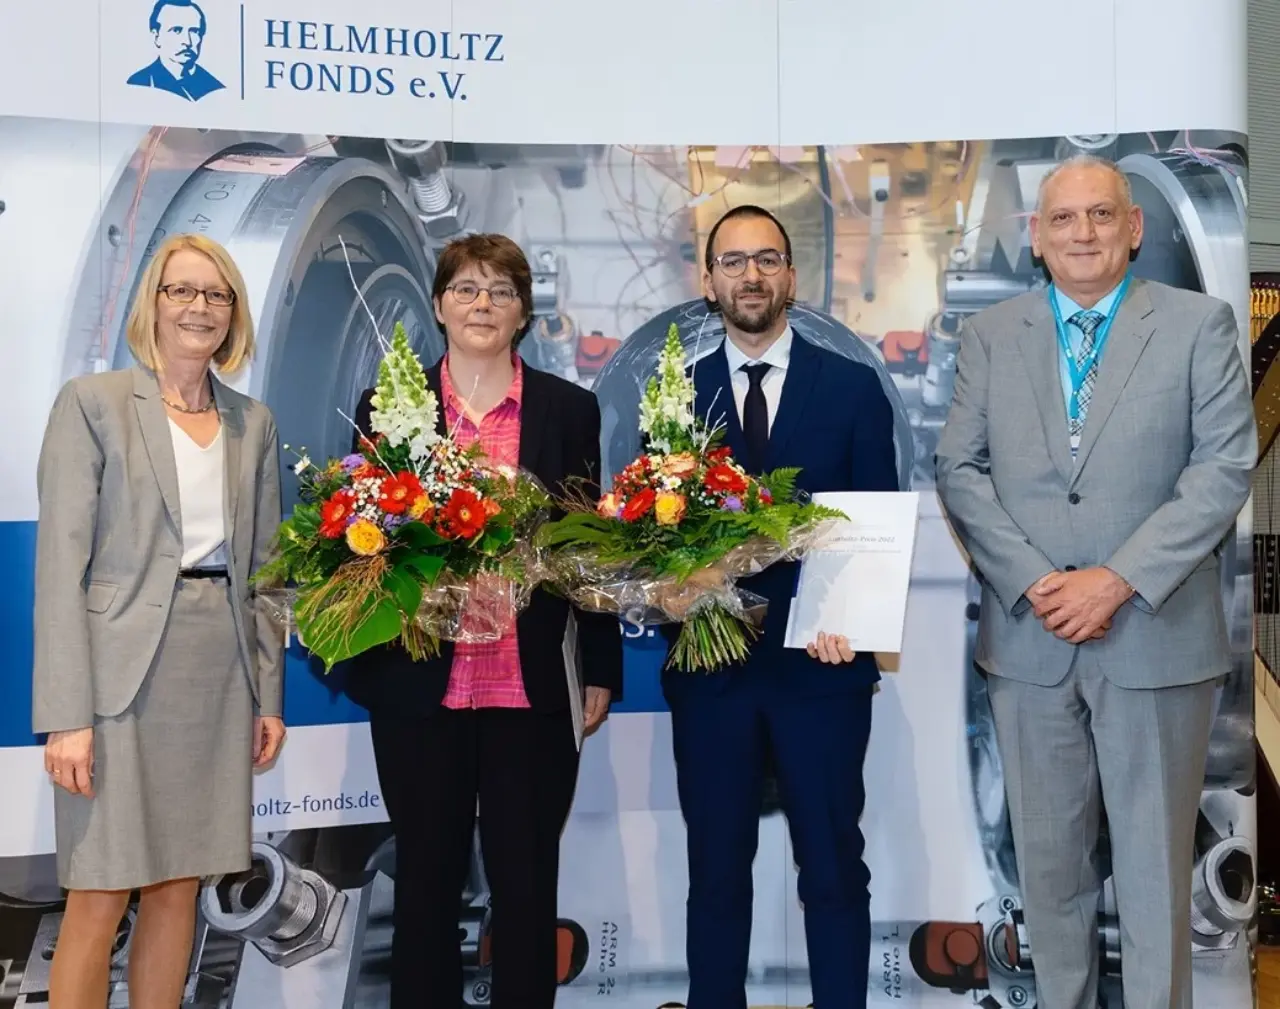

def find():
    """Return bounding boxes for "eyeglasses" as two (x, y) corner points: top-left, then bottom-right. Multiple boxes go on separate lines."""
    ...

(158, 284), (236, 307)
(447, 281), (519, 308)
(712, 249), (789, 278)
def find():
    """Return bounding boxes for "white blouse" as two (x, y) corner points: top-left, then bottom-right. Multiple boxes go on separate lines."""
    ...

(168, 418), (228, 569)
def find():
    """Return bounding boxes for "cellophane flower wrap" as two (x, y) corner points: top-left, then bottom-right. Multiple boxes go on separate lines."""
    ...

(536, 323), (842, 672)
(255, 322), (550, 670)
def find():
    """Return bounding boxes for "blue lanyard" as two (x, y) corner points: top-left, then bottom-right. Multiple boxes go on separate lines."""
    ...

(1049, 274), (1130, 420)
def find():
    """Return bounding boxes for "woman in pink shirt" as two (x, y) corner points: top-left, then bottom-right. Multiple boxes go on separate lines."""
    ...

(346, 234), (623, 1009)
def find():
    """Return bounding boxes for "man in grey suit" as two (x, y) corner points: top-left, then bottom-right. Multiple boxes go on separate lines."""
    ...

(934, 154), (1256, 1009)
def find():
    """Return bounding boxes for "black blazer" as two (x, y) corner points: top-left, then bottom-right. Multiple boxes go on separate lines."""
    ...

(341, 360), (624, 716)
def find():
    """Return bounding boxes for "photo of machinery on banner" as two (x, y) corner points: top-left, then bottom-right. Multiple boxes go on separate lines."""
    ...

(0, 121), (1255, 1008)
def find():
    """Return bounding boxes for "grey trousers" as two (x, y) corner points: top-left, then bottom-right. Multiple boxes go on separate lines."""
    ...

(986, 654), (1218, 1009)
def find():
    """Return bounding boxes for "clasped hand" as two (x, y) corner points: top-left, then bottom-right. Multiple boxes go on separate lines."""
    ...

(1028, 567), (1133, 644)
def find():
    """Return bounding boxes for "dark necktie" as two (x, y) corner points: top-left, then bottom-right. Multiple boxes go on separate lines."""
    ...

(1068, 309), (1105, 441)
(742, 362), (771, 473)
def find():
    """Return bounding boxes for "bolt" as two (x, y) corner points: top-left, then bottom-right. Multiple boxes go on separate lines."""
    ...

(410, 174), (452, 214)
(107, 225), (123, 248)
(1008, 985), (1028, 1006)
(386, 138), (448, 176)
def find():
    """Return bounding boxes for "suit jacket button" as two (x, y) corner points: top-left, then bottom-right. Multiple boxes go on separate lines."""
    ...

(1068, 492), (1081, 504)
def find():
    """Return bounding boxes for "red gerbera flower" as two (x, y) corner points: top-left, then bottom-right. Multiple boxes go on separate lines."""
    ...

(319, 490), (356, 538)
(704, 464), (748, 496)
(378, 472), (424, 514)
(441, 488), (488, 540)
(621, 487), (656, 522)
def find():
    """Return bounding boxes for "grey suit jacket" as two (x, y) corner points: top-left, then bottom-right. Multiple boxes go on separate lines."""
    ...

(32, 366), (285, 734)
(934, 278), (1256, 689)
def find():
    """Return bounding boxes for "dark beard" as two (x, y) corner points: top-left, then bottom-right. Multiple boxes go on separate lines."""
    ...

(721, 288), (786, 334)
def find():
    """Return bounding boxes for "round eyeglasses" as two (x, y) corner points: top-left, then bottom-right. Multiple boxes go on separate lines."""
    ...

(158, 284), (236, 307)
(712, 249), (789, 278)
(447, 281), (519, 308)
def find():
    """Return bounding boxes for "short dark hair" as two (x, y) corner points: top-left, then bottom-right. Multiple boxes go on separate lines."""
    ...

(150, 0), (206, 33)
(703, 204), (793, 274)
(431, 233), (535, 346)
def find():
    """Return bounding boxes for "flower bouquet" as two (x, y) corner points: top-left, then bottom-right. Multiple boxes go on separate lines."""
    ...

(535, 323), (843, 672)
(255, 322), (550, 670)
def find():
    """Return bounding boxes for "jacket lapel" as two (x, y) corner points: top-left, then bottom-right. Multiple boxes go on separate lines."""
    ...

(691, 345), (747, 463)
(766, 334), (820, 469)
(1070, 280), (1157, 483)
(426, 361), (449, 438)
(518, 366), (550, 475)
(1015, 298), (1074, 484)
(132, 367), (183, 537)
(211, 375), (242, 552)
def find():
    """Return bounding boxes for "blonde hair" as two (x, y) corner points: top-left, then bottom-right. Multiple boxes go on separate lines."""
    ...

(125, 233), (256, 374)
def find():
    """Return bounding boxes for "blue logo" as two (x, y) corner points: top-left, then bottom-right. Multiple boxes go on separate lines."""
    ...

(126, 0), (225, 102)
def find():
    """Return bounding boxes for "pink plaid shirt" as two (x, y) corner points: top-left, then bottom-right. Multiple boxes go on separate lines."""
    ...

(439, 356), (530, 710)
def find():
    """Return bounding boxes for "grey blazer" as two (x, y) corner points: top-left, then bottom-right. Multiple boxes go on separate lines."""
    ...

(934, 278), (1256, 689)
(32, 366), (284, 734)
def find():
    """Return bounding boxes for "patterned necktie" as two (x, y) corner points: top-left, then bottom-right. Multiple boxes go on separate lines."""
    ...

(1068, 309), (1105, 441)
(741, 362), (771, 473)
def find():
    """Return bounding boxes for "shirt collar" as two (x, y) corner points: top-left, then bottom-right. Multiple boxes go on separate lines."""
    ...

(441, 353), (524, 414)
(1054, 279), (1125, 322)
(723, 324), (793, 375)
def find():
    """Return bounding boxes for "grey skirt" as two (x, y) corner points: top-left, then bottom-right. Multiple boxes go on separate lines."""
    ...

(55, 575), (254, 890)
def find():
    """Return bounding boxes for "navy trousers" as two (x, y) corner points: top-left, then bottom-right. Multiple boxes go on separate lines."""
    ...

(666, 666), (874, 1009)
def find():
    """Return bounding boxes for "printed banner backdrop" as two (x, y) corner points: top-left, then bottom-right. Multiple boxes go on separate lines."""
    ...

(0, 2), (1256, 1007)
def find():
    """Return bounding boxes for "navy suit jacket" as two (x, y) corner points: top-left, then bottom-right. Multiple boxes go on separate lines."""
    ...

(663, 333), (900, 694)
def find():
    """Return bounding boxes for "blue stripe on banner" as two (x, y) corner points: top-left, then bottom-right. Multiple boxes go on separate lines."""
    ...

(0, 522), (37, 748)
(614, 626), (671, 714)
(0, 521), (670, 746)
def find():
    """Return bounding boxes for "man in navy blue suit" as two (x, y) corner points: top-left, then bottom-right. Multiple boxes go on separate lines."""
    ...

(665, 205), (899, 1009)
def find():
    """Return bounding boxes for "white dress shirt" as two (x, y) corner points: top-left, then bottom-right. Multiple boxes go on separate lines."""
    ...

(722, 325), (793, 433)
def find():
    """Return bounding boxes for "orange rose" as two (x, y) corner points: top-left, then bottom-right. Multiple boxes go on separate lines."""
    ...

(660, 453), (698, 478)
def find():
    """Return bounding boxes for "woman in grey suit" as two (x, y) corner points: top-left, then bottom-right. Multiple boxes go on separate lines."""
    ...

(32, 232), (287, 1007)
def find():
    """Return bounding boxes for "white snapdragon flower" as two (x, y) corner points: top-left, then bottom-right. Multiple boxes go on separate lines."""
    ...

(367, 323), (444, 458)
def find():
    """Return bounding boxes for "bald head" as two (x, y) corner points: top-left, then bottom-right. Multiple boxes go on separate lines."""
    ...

(1030, 155), (1143, 307)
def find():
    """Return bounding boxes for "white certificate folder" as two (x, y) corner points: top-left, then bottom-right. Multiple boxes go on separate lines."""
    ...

(783, 491), (920, 654)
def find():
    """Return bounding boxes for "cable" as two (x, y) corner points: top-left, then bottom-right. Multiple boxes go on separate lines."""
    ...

(816, 145), (835, 313)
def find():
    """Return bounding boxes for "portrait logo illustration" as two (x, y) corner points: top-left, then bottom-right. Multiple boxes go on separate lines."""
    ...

(126, 0), (225, 102)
